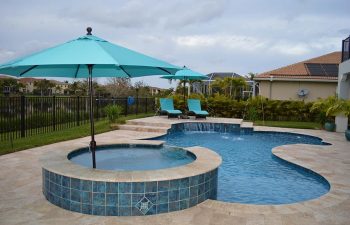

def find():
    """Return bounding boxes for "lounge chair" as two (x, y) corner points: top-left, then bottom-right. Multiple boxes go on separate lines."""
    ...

(187, 99), (209, 119)
(159, 98), (182, 118)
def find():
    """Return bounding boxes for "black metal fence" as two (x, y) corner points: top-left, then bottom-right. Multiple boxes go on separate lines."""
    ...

(0, 96), (155, 142)
(342, 36), (350, 62)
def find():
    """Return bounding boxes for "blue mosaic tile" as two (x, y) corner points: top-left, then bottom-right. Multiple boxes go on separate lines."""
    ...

(81, 180), (92, 192)
(92, 205), (105, 216)
(82, 204), (92, 214)
(62, 187), (70, 199)
(198, 174), (205, 184)
(205, 181), (210, 192)
(106, 206), (118, 216)
(119, 207), (132, 216)
(169, 179), (180, 190)
(71, 189), (81, 202)
(190, 176), (199, 186)
(146, 205), (157, 215)
(179, 199), (189, 210)
(81, 191), (92, 204)
(145, 181), (157, 193)
(119, 183), (132, 193)
(70, 201), (81, 213)
(132, 193), (144, 205)
(132, 182), (145, 193)
(198, 194), (206, 203)
(93, 193), (105, 206)
(158, 180), (169, 191)
(132, 207), (144, 216)
(158, 191), (168, 204)
(93, 181), (106, 193)
(190, 186), (198, 198)
(71, 178), (81, 190)
(189, 197), (197, 207)
(119, 194), (131, 206)
(106, 193), (118, 206)
(169, 190), (179, 202)
(145, 192), (157, 204)
(157, 203), (169, 213)
(179, 188), (189, 200)
(106, 182), (118, 193)
(61, 199), (70, 210)
(198, 183), (205, 195)
(169, 201), (180, 212)
(62, 176), (70, 187)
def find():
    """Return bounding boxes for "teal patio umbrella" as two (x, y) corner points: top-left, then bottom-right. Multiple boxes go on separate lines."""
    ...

(161, 67), (207, 102)
(0, 27), (181, 168)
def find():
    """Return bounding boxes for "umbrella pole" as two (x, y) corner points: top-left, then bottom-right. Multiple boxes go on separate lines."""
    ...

(183, 80), (186, 104)
(88, 64), (96, 169)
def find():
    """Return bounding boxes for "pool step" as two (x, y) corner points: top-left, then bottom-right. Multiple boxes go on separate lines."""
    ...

(118, 124), (169, 133)
(126, 120), (171, 128)
(241, 121), (253, 129)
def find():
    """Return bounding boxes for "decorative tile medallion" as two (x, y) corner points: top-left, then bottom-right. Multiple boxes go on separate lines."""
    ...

(135, 196), (153, 215)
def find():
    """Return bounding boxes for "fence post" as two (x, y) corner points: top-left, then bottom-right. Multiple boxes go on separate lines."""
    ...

(52, 96), (56, 131)
(76, 96), (80, 126)
(20, 95), (25, 138)
(145, 98), (148, 113)
(125, 97), (128, 116)
(136, 97), (139, 115)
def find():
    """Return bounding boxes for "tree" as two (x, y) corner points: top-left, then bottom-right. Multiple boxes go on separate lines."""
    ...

(0, 78), (21, 95)
(34, 79), (55, 96)
(105, 78), (132, 97)
(245, 72), (257, 81)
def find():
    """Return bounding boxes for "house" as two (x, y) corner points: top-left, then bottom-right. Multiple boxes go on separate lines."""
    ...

(336, 36), (350, 132)
(19, 78), (69, 95)
(254, 52), (341, 101)
(193, 72), (254, 97)
(149, 86), (166, 96)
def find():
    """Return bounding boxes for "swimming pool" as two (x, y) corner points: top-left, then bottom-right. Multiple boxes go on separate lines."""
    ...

(154, 126), (330, 204)
(69, 145), (195, 171)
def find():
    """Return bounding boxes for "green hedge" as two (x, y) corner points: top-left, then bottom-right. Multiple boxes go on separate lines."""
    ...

(167, 94), (322, 122)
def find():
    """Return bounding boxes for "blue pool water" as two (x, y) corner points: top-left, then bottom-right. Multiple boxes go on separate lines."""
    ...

(69, 145), (195, 171)
(155, 131), (330, 204)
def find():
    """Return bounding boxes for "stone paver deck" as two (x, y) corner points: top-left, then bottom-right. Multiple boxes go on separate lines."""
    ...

(1, 116), (350, 225)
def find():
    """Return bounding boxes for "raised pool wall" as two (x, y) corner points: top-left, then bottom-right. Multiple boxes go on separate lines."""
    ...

(42, 168), (218, 216)
(41, 143), (221, 216)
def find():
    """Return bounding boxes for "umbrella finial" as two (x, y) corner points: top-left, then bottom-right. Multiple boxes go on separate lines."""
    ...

(86, 27), (92, 35)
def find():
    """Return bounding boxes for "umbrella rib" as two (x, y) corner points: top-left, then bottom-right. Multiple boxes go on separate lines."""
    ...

(157, 67), (172, 74)
(74, 64), (80, 78)
(119, 66), (132, 78)
(20, 65), (38, 76)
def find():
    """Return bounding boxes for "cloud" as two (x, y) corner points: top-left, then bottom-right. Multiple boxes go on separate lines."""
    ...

(0, 0), (349, 88)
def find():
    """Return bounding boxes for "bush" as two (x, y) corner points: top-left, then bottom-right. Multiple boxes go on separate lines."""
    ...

(104, 104), (123, 123)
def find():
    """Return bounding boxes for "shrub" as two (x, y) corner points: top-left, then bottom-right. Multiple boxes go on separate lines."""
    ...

(104, 104), (123, 123)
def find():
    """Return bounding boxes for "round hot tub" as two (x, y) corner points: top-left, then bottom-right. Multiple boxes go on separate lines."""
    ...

(41, 142), (221, 216)
(68, 145), (195, 171)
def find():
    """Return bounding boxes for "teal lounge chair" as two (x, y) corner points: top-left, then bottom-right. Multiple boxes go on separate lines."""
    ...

(159, 98), (182, 118)
(187, 99), (209, 119)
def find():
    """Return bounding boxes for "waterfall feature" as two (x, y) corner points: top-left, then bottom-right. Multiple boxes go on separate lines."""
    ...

(168, 123), (249, 134)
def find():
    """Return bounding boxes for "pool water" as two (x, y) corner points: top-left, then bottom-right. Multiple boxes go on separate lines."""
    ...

(155, 131), (330, 204)
(69, 145), (195, 171)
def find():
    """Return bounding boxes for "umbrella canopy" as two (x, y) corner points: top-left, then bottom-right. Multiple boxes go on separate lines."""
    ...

(0, 27), (181, 168)
(161, 68), (207, 81)
(0, 29), (180, 78)
(161, 68), (207, 102)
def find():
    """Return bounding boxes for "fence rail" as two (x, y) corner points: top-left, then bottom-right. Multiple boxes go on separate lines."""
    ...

(0, 96), (155, 142)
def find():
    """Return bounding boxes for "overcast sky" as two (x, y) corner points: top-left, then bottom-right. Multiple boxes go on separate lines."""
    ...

(0, 0), (349, 88)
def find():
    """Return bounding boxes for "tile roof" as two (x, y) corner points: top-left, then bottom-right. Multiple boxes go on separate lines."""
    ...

(255, 51), (341, 81)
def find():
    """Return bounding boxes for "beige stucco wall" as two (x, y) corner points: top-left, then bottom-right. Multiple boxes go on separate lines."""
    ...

(258, 80), (337, 101)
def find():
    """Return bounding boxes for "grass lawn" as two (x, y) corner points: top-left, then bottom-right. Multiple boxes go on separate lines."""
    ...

(253, 120), (322, 129)
(1, 113), (153, 155)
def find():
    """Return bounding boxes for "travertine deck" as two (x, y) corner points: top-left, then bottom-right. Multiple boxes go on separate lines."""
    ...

(1, 116), (350, 225)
